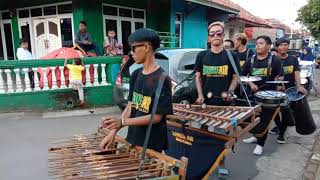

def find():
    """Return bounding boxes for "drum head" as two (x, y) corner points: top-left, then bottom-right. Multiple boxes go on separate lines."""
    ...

(240, 76), (262, 82)
(255, 91), (287, 100)
(301, 78), (308, 85)
(286, 87), (305, 101)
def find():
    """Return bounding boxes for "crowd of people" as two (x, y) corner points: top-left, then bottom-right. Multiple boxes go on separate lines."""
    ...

(14, 20), (125, 105)
(8, 18), (318, 178)
(99, 21), (316, 159)
(75, 20), (124, 57)
(14, 20), (317, 158)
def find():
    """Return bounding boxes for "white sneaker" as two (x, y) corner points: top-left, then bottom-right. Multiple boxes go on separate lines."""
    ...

(242, 136), (257, 144)
(253, 145), (263, 155)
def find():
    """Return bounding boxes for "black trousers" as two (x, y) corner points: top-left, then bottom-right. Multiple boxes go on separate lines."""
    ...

(79, 43), (101, 56)
(249, 108), (278, 147)
(274, 106), (295, 136)
(28, 70), (35, 89)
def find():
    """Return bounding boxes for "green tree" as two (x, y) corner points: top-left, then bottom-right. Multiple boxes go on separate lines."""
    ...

(297, 0), (320, 39)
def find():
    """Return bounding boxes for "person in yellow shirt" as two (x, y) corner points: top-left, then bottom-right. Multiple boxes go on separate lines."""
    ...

(64, 58), (85, 105)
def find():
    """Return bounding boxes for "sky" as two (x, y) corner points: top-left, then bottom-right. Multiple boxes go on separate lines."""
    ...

(230, 0), (308, 29)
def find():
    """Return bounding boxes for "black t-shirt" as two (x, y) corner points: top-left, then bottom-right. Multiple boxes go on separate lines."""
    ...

(235, 48), (254, 69)
(194, 49), (240, 105)
(242, 53), (283, 91)
(127, 67), (173, 151)
(280, 55), (300, 88)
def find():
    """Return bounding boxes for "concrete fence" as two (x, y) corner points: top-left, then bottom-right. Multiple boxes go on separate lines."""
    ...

(0, 56), (121, 112)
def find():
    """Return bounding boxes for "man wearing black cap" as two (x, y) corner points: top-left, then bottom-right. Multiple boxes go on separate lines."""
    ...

(99, 28), (173, 152)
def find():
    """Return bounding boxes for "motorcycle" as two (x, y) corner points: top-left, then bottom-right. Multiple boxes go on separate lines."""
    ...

(299, 60), (314, 93)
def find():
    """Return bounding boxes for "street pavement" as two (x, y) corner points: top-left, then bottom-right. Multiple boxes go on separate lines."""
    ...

(0, 72), (319, 180)
(0, 108), (124, 180)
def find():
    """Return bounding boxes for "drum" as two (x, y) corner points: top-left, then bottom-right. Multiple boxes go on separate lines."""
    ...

(286, 87), (305, 101)
(286, 87), (316, 135)
(254, 90), (289, 108)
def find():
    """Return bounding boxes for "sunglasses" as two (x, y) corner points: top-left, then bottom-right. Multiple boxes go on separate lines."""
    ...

(130, 43), (151, 52)
(209, 31), (224, 37)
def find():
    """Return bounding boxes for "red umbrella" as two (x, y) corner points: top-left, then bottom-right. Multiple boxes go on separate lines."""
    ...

(41, 47), (84, 59)
(37, 47), (94, 89)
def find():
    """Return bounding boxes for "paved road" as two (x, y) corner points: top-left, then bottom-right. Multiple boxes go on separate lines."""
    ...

(1, 104), (319, 180)
(1, 65), (320, 180)
(0, 110), (124, 180)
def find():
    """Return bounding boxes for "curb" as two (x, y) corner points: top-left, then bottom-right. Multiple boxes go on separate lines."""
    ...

(0, 106), (122, 119)
(303, 132), (320, 180)
(42, 106), (121, 119)
(0, 112), (25, 119)
(304, 97), (320, 180)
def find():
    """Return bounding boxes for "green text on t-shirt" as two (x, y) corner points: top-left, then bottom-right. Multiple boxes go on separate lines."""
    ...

(203, 65), (228, 77)
(252, 68), (270, 76)
(240, 60), (245, 67)
(132, 92), (151, 113)
(283, 65), (294, 74)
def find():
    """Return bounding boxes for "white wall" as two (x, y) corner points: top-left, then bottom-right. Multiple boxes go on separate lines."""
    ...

(224, 21), (245, 40)
(252, 27), (277, 41)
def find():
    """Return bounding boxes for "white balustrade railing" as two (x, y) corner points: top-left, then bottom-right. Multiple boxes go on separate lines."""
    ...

(85, 65), (91, 86)
(0, 69), (7, 93)
(4, 69), (14, 93)
(101, 64), (107, 85)
(23, 68), (32, 92)
(32, 68), (41, 91)
(0, 63), (114, 94)
(93, 64), (99, 86)
(42, 67), (49, 90)
(58, 66), (66, 89)
(13, 69), (22, 92)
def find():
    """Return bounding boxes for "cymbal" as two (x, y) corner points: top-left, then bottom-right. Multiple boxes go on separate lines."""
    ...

(265, 81), (290, 84)
(240, 76), (262, 82)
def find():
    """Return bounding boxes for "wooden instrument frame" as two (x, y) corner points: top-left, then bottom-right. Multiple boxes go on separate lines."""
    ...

(167, 103), (261, 147)
(48, 128), (188, 180)
(166, 103), (262, 179)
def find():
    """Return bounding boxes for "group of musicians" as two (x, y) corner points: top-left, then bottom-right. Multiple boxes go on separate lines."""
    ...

(195, 22), (307, 155)
(99, 22), (307, 157)
(197, 22), (307, 155)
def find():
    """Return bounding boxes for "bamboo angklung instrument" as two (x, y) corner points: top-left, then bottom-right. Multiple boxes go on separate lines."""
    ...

(48, 129), (188, 180)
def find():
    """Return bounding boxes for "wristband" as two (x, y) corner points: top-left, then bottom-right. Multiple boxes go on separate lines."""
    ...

(227, 90), (234, 95)
(121, 118), (125, 127)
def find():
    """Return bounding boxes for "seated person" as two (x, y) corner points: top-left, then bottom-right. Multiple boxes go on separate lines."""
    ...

(104, 30), (123, 56)
(300, 46), (314, 61)
(74, 21), (100, 56)
(17, 38), (35, 91)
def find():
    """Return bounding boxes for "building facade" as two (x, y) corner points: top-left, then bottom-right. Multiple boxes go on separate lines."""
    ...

(0, 0), (239, 60)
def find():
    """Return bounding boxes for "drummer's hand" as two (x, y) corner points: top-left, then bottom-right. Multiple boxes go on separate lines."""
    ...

(275, 76), (284, 81)
(250, 83), (258, 92)
(225, 94), (234, 102)
(297, 85), (307, 94)
(101, 116), (122, 130)
(196, 94), (205, 104)
(223, 91), (235, 102)
(99, 129), (117, 150)
(276, 86), (285, 91)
